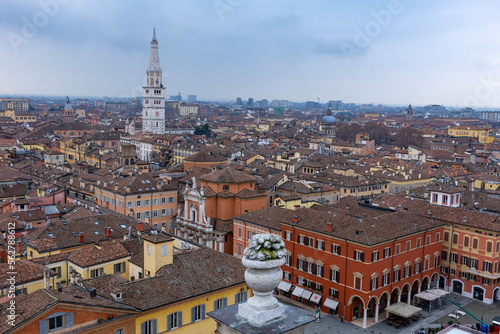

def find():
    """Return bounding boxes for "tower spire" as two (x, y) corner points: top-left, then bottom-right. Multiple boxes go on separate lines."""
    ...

(152, 28), (157, 42)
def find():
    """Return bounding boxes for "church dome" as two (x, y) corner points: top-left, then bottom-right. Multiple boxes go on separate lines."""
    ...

(322, 114), (336, 123)
(322, 105), (336, 123)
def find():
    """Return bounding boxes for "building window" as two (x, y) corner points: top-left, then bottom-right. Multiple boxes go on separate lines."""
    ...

(332, 244), (341, 255)
(354, 250), (364, 262)
(442, 195), (448, 204)
(395, 244), (400, 255)
(354, 276), (362, 290)
(285, 231), (291, 241)
(426, 235), (431, 245)
(286, 254), (291, 266)
(371, 276), (378, 291)
(453, 233), (458, 244)
(444, 231), (449, 242)
(114, 262), (125, 274)
(472, 238), (479, 249)
(383, 247), (391, 259)
(372, 251), (379, 262)
(147, 244), (151, 255)
(167, 312), (181, 331)
(136, 212), (142, 220)
(161, 209), (167, 216)
(406, 240), (411, 251)
(383, 272), (390, 286)
(331, 269), (339, 282)
(416, 238), (421, 248)
(235, 291), (247, 303)
(161, 245), (168, 256)
(464, 236), (470, 247)
(432, 194), (438, 202)
(404, 265), (411, 278)
(214, 298), (227, 310)
(136, 200), (142, 207)
(415, 262), (421, 274)
(127, 201), (133, 208)
(317, 240), (324, 250)
(483, 261), (492, 273)
(394, 269), (400, 282)
(169, 196), (175, 203)
(115, 330), (124, 334)
(161, 197), (167, 204)
(298, 259), (304, 270)
(436, 232), (440, 242)
(434, 255), (440, 268)
(49, 315), (64, 330)
(487, 242), (493, 253)
(317, 264), (323, 277)
(237, 244), (242, 256)
(153, 210), (159, 218)
(222, 185), (229, 191)
(451, 253), (458, 263)
(192, 304), (205, 322)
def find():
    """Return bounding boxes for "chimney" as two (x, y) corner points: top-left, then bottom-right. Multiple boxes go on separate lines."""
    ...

(137, 222), (144, 232)
(346, 204), (350, 210)
(326, 223), (333, 232)
(463, 216), (468, 223)
(106, 228), (112, 238)
(427, 210), (432, 216)
(294, 205), (300, 210)
(44, 268), (50, 289)
(89, 288), (97, 298)
(115, 184), (119, 191)
(292, 215), (299, 224)
(78, 232), (84, 243)
(157, 182), (162, 190)
(16, 241), (22, 254)
(126, 186), (131, 193)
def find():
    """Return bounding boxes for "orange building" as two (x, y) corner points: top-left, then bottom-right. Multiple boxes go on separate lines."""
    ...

(93, 174), (178, 230)
(233, 206), (445, 328)
(372, 193), (500, 305)
(183, 151), (227, 171)
(175, 168), (267, 255)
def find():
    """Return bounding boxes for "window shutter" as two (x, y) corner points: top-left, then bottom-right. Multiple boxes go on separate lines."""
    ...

(353, 251), (356, 260)
(360, 253), (365, 262)
(65, 312), (74, 328)
(214, 300), (218, 310)
(223, 297), (227, 307)
(179, 311), (182, 327)
(304, 237), (309, 245)
(315, 240), (318, 248)
(322, 242), (325, 251)
(235, 294), (239, 303)
(312, 263), (317, 275)
(201, 304), (206, 320)
(192, 307), (196, 323)
(297, 258), (300, 268)
(338, 246), (341, 255)
(243, 291), (248, 301)
(372, 252), (375, 262)
(370, 279), (373, 291)
(141, 321), (146, 334)
(39, 319), (49, 334)
(152, 319), (157, 334)
(167, 314), (172, 331)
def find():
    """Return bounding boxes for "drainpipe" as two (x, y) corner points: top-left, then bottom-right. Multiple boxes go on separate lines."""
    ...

(343, 239), (348, 319)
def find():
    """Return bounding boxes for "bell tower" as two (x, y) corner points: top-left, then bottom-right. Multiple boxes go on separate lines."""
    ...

(142, 29), (166, 134)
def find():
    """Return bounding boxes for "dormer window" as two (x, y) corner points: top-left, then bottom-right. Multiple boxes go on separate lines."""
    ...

(222, 185), (229, 191)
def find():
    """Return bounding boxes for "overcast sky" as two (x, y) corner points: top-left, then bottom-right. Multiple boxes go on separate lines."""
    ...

(1, 0), (500, 107)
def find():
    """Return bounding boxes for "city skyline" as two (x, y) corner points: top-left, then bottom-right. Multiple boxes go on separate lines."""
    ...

(1, 1), (500, 107)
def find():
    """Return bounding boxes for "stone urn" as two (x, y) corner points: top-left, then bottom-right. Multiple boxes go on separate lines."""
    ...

(238, 234), (286, 325)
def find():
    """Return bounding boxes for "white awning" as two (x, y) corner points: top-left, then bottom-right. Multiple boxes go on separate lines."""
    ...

(324, 298), (339, 310)
(292, 287), (304, 297)
(310, 293), (322, 303)
(301, 289), (313, 300)
(278, 281), (292, 292)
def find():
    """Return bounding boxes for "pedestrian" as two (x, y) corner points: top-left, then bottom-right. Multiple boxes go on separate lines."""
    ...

(340, 315), (344, 323)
